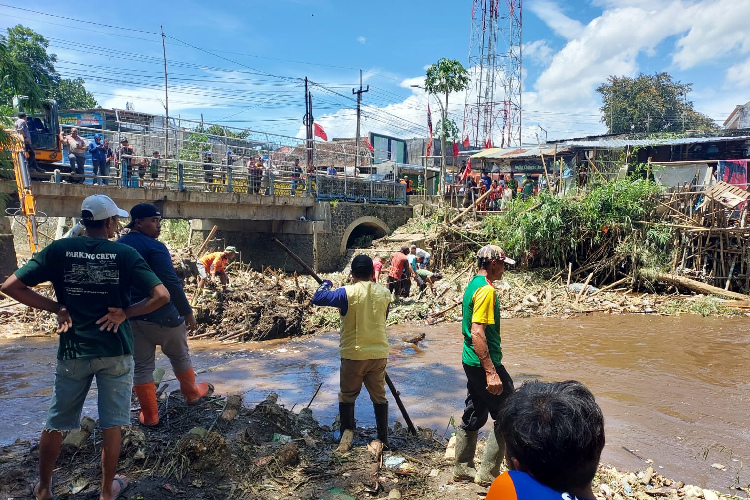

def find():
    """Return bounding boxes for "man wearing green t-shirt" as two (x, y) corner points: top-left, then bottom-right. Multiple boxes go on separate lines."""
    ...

(454, 244), (516, 486)
(1, 195), (170, 500)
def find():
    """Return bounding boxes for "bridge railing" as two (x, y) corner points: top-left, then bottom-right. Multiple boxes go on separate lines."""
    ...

(29, 120), (409, 204)
(314, 174), (406, 205)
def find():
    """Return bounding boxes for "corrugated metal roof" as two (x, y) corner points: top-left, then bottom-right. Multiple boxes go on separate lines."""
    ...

(562, 136), (750, 149)
(470, 145), (570, 160)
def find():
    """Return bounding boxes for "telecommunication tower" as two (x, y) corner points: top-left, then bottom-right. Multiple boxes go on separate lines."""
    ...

(462, 0), (522, 149)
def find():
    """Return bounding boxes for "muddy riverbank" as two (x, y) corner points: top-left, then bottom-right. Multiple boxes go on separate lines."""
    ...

(1, 315), (749, 494)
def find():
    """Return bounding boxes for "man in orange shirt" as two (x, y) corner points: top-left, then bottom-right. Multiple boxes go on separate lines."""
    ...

(197, 247), (237, 292)
(386, 247), (415, 298)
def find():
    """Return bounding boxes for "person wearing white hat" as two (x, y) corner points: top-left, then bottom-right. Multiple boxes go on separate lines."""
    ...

(1, 194), (170, 500)
(454, 244), (517, 486)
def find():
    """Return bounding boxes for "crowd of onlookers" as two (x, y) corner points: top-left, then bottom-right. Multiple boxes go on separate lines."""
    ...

(451, 159), (558, 211)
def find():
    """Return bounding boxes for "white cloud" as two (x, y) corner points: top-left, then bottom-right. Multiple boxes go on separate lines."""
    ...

(523, 39), (554, 66)
(357, 36), (367, 45)
(528, 0), (584, 40)
(672, 0), (750, 70)
(297, 0), (750, 146)
(726, 57), (750, 88)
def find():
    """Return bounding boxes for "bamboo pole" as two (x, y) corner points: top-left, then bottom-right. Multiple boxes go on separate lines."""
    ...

(194, 225), (219, 258)
(449, 188), (492, 225)
(536, 133), (553, 192)
(575, 272), (594, 303)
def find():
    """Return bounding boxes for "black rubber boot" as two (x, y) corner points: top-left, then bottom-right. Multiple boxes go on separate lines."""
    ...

(337, 402), (356, 453)
(373, 402), (389, 448)
(339, 402), (356, 431)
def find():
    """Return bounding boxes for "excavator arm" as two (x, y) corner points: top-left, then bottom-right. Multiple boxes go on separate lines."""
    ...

(7, 132), (40, 255)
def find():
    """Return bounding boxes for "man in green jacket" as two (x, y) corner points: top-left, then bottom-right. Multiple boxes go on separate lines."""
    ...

(454, 245), (516, 486)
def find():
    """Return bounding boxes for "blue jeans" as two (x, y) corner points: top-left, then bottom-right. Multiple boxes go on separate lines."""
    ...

(46, 355), (134, 430)
(92, 159), (108, 185)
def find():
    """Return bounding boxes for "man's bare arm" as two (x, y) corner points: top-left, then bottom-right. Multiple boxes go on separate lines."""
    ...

(470, 322), (503, 395)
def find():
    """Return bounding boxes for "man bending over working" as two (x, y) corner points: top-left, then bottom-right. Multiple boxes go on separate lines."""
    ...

(312, 255), (392, 451)
(197, 247), (237, 292)
(485, 380), (605, 500)
(1, 195), (169, 500)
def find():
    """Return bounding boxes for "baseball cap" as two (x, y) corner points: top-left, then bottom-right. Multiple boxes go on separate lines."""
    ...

(81, 195), (128, 221)
(351, 254), (374, 278)
(477, 244), (516, 265)
(224, 246), (238, 253)
(126, 203), (161, 228)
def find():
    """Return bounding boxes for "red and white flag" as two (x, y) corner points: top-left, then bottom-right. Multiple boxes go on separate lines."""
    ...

(314, 123), (328, 141)
(365, 137), (374, 152)
(452, 142), (459, 158)
(427, 103), (433, 137)
(463, 136), (470, 148)
(460, 158), (472, 182)
(485, 137), (493, 149)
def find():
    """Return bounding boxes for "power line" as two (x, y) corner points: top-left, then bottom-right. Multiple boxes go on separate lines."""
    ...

(0, 4), (159, 35)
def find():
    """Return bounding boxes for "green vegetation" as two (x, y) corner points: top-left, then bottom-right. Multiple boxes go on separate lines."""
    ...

(483, 179), (671, 268)
(160, 219), (191, 251)
(1, 25), (97, 109)
(597, 72), (717, 134)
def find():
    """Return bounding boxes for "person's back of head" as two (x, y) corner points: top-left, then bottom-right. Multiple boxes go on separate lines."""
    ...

(499, 380), (605, 494)
(351, 254), (374, 281)
(400, 246), (410, 255)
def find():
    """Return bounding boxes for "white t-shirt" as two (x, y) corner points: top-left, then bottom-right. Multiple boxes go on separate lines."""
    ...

(416, 248), (431, 260)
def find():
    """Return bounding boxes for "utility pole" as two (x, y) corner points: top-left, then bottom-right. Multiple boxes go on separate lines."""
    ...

(352, 69), (369, 171)
(303, 77), (314, 170)
(161, 25), (169, 157)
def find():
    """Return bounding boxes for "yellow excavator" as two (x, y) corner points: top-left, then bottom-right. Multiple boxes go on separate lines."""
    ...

(5, 131), (40, 255)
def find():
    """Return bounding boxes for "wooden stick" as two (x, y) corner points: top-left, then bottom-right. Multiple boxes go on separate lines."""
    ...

(449, 188), (492, 225)
(590, 276), (629, 296)
(575, 272), (594, 303)
(384, 373), (417, 436)
(566, 262), (573, 288)
(536, 133), (553, 192)
(195, 225), (219, 257)
(644, 271), (750, 300)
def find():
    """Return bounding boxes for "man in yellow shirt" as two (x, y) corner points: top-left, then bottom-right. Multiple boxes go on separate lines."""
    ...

(312, 255), (392, 451)
(197, 247), (237, 292)
(455, 245), (516, 485)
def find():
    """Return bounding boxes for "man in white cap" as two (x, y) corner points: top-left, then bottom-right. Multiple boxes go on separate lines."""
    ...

(453, 244), (516, 486)
(1, 195), (170, 500)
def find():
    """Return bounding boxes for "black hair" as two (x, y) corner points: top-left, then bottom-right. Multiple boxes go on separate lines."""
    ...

(351, 255), (374, 280)
(477, 257), (493, 270)
(18, 112), (26, 118)
(499, 380), (605, 493)
(81, 218), (106, 229)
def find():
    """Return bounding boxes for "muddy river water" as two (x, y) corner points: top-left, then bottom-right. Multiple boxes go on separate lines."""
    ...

(1, 315), (748, 492)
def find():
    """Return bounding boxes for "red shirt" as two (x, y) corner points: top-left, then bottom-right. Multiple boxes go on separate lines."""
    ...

(372, 259), (383, 282)
(388, 252), (408, 279)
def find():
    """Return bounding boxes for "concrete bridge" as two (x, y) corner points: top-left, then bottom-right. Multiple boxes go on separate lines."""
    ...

(5, 181), (414, 272)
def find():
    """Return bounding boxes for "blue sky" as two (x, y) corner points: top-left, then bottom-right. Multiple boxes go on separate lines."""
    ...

(2, 0), (749, 144)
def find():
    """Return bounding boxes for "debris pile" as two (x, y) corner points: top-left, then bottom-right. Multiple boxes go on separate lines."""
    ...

(0, 391), (744, 500)
(187, 267), (315, 342)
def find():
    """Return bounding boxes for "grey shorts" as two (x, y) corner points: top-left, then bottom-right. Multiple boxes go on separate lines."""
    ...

(46, 355), (134, 430)
(197, 261), (208, 279)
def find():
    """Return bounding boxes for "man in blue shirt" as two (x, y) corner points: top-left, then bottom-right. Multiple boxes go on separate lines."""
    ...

(118, 203), (213, 426)
(88, 134), (108, 185)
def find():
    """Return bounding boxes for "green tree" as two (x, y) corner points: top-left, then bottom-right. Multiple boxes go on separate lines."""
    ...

(435, 118), (459, 143)
(4, 25), (58, 89)
(49, 78), (97, 109)
(204, 124), (249, 140)
(597, 72), (718, 134)
(424, 58), (469, 193)
(0, 37), (44, 107)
